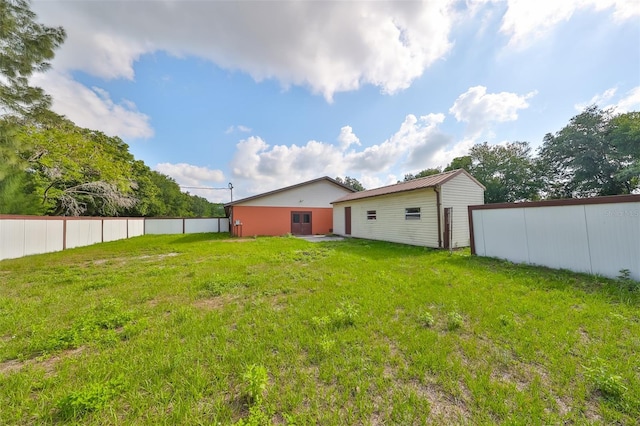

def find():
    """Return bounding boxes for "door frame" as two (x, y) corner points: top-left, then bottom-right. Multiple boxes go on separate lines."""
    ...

(443, 207), (452, 249)
(291, 211), (312, 235)
(345, 206), (351, 235)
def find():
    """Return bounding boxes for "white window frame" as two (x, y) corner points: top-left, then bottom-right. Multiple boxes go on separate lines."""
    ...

(405, 207), (421, 220)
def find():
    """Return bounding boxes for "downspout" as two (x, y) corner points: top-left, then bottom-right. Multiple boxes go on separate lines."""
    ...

(435, 186), (442, 248)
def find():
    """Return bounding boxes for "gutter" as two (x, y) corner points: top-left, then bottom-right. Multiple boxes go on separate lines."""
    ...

(435, 185), (442, 248)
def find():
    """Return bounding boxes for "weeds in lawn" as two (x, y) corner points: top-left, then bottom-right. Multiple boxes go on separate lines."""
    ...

(583, 359), (628, 400)
(418, 311), (435, 328)
(311, 301), (359, 331)
(1, 235), (639, 424)
(446, 311), (464, 331)
(56, 375), (126, 419)
(617, 269), (639, 292)
(242, 364), (268, 405)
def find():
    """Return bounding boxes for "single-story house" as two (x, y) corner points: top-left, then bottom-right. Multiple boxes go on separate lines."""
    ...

(331, 169), (485, 248)
(224, 177), (356, 237)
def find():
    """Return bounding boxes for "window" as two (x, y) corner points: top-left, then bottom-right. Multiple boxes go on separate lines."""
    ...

(367, 210), (377, 220)
(303, 213), (311, 223)
(292, 213), (300, 223)
(405, 207), (421, 220)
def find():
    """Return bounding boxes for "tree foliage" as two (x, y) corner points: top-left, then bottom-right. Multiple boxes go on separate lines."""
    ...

(538, 106), (639, 198)
(403, 168), (442, 182)
(444, 156), (472, 172)
(467, 142), (541, 203)
(0, 1), (223, 217)
(0, 0), (66, 117)
(0, 117), (224, 216)
(335, 176), (365, 191)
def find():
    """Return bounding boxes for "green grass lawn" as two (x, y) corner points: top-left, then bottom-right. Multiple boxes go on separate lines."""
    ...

(1, 234), (639, 425)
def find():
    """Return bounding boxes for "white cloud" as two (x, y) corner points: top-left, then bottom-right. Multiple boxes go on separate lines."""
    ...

(449, 86), (536, 138)
(31, 71), (153, 139)
(32, 0), (454, 101)
(155, 163), (225, 187)
(498, 0), (639, 49)
(574, 87), (617, 111)
(225, 125), (252, 134)
(575, 86), (640, 113)
(612, 86), (640, 113)
(337, 126), (361, 150)
(154, 162), (227, 202)
(229, 113), (456, 197)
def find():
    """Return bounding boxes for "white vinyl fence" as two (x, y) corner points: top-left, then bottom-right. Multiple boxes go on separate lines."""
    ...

(0, 216), (229, 261)
(469, 195), (640, 280)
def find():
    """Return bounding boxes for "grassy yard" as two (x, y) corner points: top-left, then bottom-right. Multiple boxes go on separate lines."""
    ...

(0, 234), (639, 425)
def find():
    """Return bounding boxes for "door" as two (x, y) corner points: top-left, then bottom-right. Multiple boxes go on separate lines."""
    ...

(345, 207), (351, 235)
(291, 211), (312, 235)
(443, 207), (452, 249)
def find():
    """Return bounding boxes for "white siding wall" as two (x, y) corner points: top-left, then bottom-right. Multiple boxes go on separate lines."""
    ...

(334, 189), (439, 247)
(441, 173), (485, 248)
(333, 206), (345, 235)
(472, 201), (640, 280)
(240, 180), (352, 208)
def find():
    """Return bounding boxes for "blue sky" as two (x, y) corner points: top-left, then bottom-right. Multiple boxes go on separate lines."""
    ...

(31, 0), (639, 202)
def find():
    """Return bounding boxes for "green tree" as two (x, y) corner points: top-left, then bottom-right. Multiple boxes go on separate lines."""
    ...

(469, 141), (540, 203)
(335, 176), (365, 191)
(444, 156), (472, 172)
(538, 106), (638, 198)
(403, 168), (442, 182)
(609, 111), (640, 189)
(0, 0), (66, 116)
(12, 119), (138, 215)
(1, 0), (66, 204)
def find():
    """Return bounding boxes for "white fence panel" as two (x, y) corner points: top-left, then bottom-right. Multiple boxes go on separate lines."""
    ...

(45, 220), (65, 253)
(524, 205), (592, 274)
(585, 203), (640, 280)
(1, 220), (26, 261)
(128, 219), (145, 237)
(471, 196), (640, 280)
(66, 220), (103, 249)
(476, 208), (529, 264)
(185, 218), (220, 233)
(1, 216), (229, 261)
(25, 220), (64, 257)
(103, 220), (128, 242)
(144, 219), (184, 235)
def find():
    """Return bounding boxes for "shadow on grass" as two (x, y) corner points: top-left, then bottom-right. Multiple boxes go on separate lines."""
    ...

(439, 253), (640, 306)
(320, 237), (438, 261)
(171, 232), (231, 244)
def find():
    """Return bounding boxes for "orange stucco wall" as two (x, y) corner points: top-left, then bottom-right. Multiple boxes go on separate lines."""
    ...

(230, 206), (334, 236)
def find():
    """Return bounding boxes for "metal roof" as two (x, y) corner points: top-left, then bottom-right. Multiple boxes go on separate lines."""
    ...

(331, 169), (485, 204)
(224, 176), (356, 207)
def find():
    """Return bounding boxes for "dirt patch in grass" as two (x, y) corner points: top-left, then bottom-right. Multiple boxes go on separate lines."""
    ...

(194, 294), (238, 310)
(413, 380), (471, 423)
(92, 252), (179, 265)
(0, 347), (85, 376)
